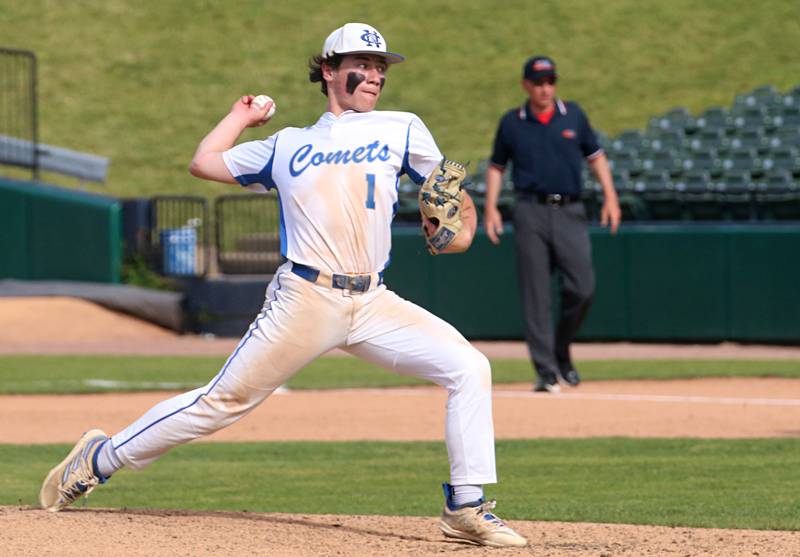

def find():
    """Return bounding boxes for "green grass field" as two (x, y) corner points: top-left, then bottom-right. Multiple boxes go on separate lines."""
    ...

(3, 0), (798, 198)
(3, 355), (798, 529)
(1, 354), (798, 394)
(3, 438), (799, 530)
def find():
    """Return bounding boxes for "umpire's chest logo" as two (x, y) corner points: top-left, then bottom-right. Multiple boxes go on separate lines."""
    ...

(562, 129), (576, 139)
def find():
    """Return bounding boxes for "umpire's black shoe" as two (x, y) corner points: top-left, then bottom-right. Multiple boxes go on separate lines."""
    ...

(559, 368), (581, 387)
(533, 374), (561, 394)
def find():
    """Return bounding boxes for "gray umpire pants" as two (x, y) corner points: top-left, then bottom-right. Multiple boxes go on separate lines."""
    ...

(512, 198), (595, 380)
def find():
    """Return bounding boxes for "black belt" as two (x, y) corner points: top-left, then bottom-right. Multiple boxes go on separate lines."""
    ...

(517, 192), (580, 206)
(291, 262), (383, 293)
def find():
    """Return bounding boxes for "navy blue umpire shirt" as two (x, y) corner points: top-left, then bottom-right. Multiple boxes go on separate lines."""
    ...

(490, 99), (603, 196)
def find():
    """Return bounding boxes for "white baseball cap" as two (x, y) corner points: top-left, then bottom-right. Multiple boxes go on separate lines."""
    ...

(321, 23), (405, 64)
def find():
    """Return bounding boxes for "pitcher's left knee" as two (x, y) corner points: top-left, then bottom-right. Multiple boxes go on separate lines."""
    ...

(450, 346), (493, 395)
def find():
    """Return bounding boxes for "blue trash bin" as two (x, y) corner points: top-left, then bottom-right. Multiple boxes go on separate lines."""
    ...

(160, 227), (197, 275)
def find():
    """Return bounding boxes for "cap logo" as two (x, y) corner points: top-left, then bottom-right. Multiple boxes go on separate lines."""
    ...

(360, 29), (382, 48)
(533, 60), (553, 71)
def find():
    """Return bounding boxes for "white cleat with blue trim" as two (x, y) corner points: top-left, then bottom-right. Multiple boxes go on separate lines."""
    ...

(39, 429), (109, 512)
(439, 484), (528, 547)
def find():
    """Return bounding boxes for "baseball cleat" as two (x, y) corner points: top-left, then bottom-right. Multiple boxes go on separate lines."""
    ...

(439, 484), (527, 548)
(559, 368), (581, 387)
(533, 374), (561, 394)
(39, 429), (109, 512)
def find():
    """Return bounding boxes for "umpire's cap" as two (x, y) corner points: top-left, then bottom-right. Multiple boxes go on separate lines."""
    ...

(523, 56), (557, 81)
(322, 23), (405, 64)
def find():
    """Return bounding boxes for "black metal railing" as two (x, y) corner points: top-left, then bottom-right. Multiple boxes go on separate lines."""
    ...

(150, 196), (209, 277)
(0, 48), (38, 178)
(215, 193), (283, 275)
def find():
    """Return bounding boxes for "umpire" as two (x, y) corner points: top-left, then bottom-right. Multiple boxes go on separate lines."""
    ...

(484, 55), (621, 393)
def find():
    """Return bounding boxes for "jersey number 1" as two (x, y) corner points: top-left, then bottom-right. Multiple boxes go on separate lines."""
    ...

(365, 173), (376, 209)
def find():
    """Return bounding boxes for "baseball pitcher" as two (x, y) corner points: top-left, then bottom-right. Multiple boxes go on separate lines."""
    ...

(39, 22), (526, 548)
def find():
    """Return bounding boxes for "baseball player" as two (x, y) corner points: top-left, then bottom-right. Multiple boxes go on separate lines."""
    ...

(39, 23), (527, 548)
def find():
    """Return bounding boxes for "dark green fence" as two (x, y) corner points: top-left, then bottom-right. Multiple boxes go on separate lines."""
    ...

(384, 223), (800, 343)
(0, 178), (121, 282)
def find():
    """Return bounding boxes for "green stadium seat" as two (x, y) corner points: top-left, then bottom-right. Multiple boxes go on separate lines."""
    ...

(675, 171), (721, 220)
(750, 84), (781, 98)
(398, 176), (416, 195)
(616, 183), (648, 221)
(729, 128), (770, 155)
(733, 85), (782, 109)
(772, 105), (800, 129)
(762, 146), (800, 176)
(647, 107), (696, 134)
(608, 150), (643, 177)
(675, 170), (712, 192)
(689, 128), (730, 154)
(695, 107), (734, 134)
(595, 130), (610, 150)
(610, 129), (647, 153)
(782, 86), (800, 109)
(647, 130), (687, 153)
(611, 169), (630, 184)
(633, 171), (682, 220)
(731, 105), (772, 133)
(641, 149), (683, 176)
(715, 171), (756, 221)
(760, 169), (794, 188)
(581, 176), (602, 221)
(769, 127), (800, 150)
(753, 170), (800, 220)
(683, 148), (723, 177)
(467, 160), (489, 195)
(721, 147), (763, 177)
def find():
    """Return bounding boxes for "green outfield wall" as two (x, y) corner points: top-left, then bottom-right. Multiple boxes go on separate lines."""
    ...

(0, 178), (121, 283)
(385, 224), (800, 343)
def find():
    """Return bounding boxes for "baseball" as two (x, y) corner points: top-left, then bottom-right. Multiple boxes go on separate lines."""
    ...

(252, 94), (276, 120)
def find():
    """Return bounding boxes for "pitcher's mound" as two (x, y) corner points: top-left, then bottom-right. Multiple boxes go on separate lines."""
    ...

(2, 506), (794, 557)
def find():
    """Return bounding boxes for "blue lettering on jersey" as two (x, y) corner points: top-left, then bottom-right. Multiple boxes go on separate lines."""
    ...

(289, 141), (391, 176)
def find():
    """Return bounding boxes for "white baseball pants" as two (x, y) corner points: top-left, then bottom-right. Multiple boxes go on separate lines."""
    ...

(110, 261), (497, 486)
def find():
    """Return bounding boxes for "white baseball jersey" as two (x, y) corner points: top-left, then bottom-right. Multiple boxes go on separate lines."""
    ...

(222, 110), (443, 274)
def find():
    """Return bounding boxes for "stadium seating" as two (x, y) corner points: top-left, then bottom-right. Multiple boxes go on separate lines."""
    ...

(641, 149), (683, 177)
(734, 85), (783, 112)
(763, 146), (800, 176)
(721, 147), (764, 177)
(676, 171), (719, 220)
(633, 170), (682, 220)
(647, 130), (686, 153)
(754, 170), (800, 220)
(731, 105), (773, 133)
(683, 147), (723, 177)
(608, 150), (643, 177)
(610, 129), (647, 153)
(715, 170), (756, 220)
(694, 106), (734, 134)
(770, 127), (800, 150)
(462, 83), (799, 223)
(773, 105), (800, 129)
(689, 128), (730, 155)
(647, 107), (696, 134)
(729, 128), (770, 155)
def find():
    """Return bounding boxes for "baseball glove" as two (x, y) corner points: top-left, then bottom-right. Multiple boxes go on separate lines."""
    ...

(419, 158), (467, 255)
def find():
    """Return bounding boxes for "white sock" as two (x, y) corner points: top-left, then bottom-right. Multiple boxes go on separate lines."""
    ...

(452, 484), (484, 507)
(95, 439), (124, 479)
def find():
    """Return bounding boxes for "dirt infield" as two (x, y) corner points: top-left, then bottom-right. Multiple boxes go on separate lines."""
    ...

(2, 297), (799, 556)
(3, 378), (800, 444)
(3, 506), (798, 557)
